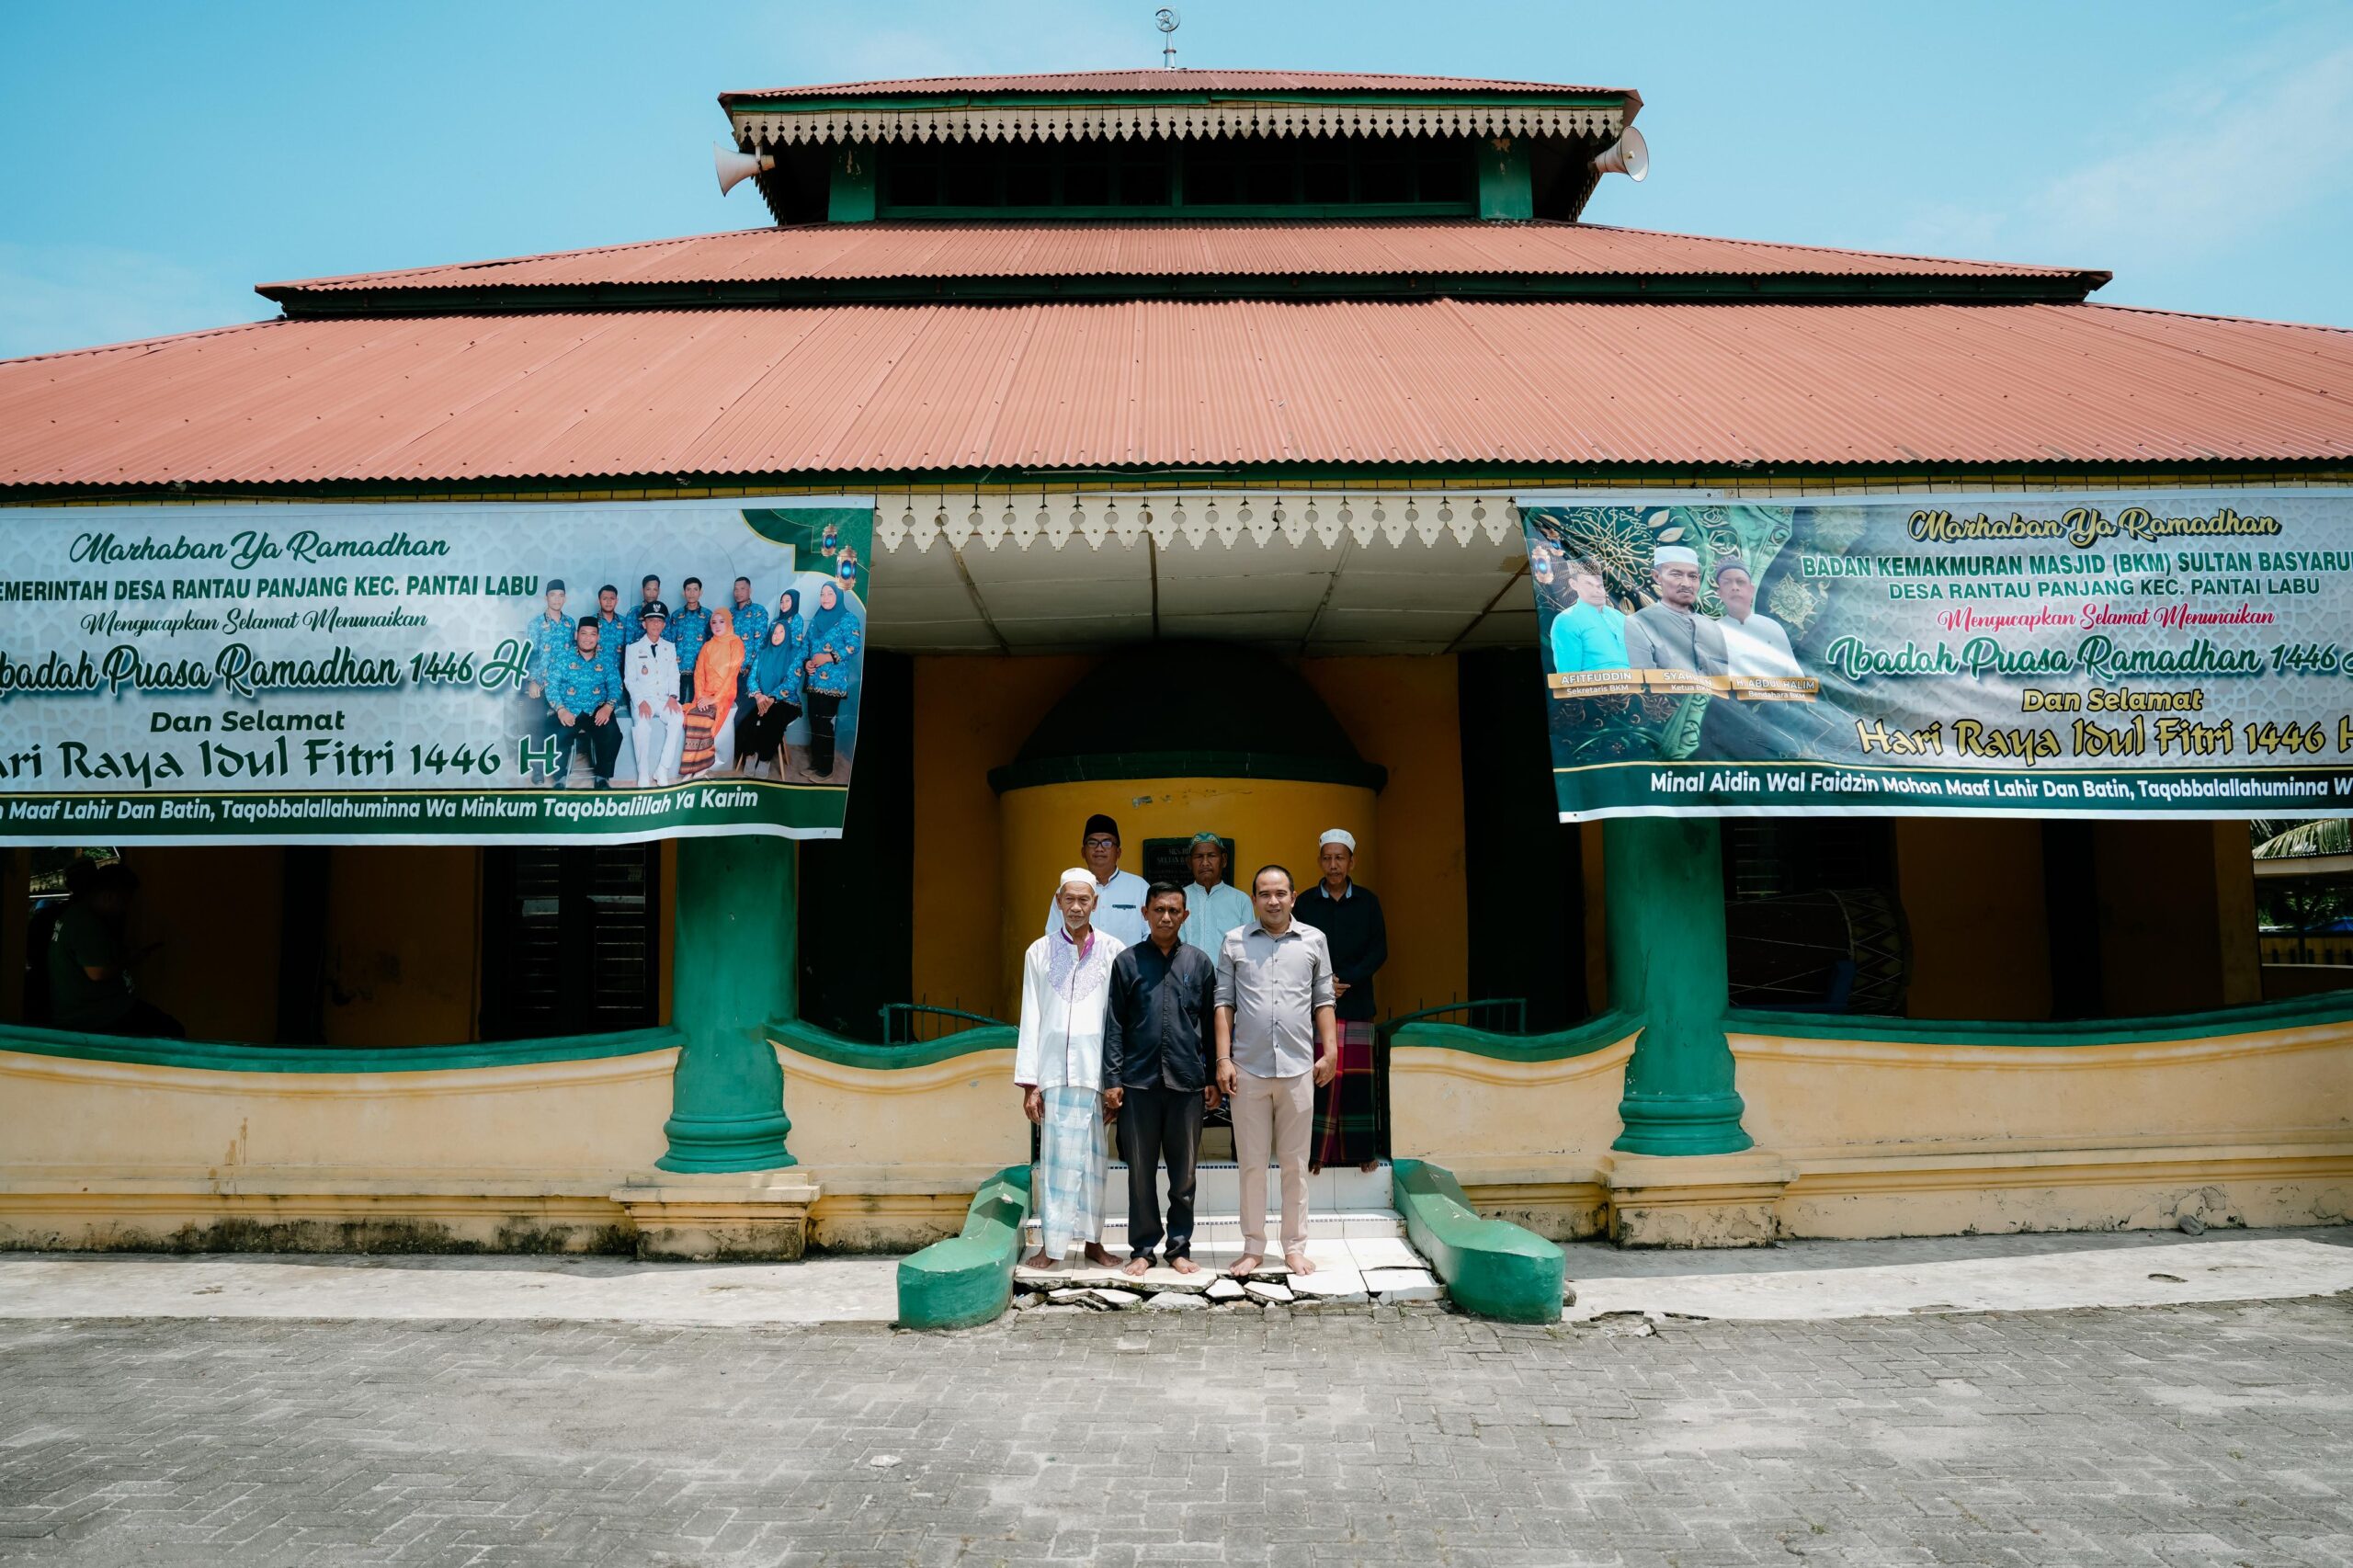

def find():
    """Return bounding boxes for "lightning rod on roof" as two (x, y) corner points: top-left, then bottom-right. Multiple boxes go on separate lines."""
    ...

(1156, 7), (1180, 69)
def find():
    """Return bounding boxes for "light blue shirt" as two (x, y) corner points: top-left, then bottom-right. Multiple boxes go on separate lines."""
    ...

(1177, 879), (1255, 957)
(1550, 600), (1630, 674)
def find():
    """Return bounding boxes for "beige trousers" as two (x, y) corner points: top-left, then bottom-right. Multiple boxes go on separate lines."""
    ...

(1232, 1068), (1313, 1256)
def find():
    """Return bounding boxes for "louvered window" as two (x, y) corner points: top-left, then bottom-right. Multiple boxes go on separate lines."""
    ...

(480, 846), (661, 1040)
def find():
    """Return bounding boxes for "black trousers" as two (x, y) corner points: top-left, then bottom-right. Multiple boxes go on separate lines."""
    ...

(554, 710), (621, 784)
(734, 697), (801, 768)
(1119, 1085), (1205, 1260)
(805, 690), (843, 776)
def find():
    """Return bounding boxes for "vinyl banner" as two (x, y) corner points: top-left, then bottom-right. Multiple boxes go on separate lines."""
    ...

(0, 498), (875, 845)
(1522, 492), (2353, 821)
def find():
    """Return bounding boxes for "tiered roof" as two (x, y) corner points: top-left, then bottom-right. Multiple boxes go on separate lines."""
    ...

(4, 69), (2349, 496)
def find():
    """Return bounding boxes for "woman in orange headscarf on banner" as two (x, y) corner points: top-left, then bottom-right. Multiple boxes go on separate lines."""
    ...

(680, 604), (744, 778)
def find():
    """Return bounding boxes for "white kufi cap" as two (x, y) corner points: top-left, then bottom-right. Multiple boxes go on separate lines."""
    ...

(1318, 829), (1357, 852)
(1654, 545), (1700, 567)
(1056, 867), (1097, 894)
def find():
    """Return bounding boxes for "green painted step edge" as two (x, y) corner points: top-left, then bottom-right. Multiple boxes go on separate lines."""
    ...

(769, 1018), (1015, 1070)
(1391, 1157), (1564, 1324)
(1387, 1008), (1638, 1062)
(1729, 985), (2353, 1048)
(896, 1164), (1035, 1331)
(0, 1024), (686, 1074)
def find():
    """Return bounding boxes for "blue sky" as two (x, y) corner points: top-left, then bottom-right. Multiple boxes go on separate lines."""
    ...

(3, 0), (2349, 358)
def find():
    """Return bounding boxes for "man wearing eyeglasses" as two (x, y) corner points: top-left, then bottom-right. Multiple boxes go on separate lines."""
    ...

(1040, 812), (1151, 949)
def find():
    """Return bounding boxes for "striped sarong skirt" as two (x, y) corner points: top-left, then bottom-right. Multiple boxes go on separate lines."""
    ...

(1034, 1085), (1107, 1260)
(1313, 1020), (1381, 1167)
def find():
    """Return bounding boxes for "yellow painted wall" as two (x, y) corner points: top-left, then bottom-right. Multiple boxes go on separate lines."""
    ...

(911, 655), (1098, 1021)
(1000, 777), (1379, 999)
(1298, 658), (1470, 1017)
(322, 847), (481, 1046)
(1893, 820), (2052, 1020)
(0, 1045), (678, 1251)
(911, 652), (1472, 1021)
(1390, 1035), (1633, 1239)
(1733, 1022), (2353, 1236)
(773, 1038), (1028, 1251)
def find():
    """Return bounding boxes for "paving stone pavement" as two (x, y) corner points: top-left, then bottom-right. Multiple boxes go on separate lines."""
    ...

(2, 1295), (2350, 1568)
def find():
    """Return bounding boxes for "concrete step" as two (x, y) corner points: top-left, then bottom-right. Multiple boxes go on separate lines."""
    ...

(1079, 1159), (1395, 1214)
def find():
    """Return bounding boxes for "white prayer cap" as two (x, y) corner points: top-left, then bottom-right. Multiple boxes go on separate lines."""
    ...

(1654, 545), (1700, 567)
(1055, 867), (1097, 894)
(1319, 829), (1357, 852)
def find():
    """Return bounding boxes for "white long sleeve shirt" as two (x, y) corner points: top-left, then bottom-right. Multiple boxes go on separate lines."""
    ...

(623, 638), (681, 714)
(1012, 926), (1125, 1090)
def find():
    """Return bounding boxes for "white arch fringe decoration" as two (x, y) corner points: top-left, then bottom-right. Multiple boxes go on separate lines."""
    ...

(872, 492), (1521, 555)
(733, 102), (1624, 149)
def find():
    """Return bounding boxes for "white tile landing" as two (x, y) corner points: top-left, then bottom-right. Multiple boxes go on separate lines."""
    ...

(1016, 1160), (1426, 1291)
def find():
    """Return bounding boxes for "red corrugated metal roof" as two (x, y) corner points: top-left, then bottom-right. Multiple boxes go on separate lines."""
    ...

(5, 300), (2349, 488)
(258, 222), (2101, 298)
(725, 70), (1629, 99)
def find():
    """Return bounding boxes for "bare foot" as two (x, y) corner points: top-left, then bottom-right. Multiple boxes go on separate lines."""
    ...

(1121, 1254), (1151, 1278)
(1359, 1160), (1380, 1173)
(1309, 1163), (1323, 1176)
(1286, 1251), (1315, 1276)
(1083, 1242), (1117, 1267)
(1022, 1252), (1057, 1271)
(1170, 1256), (1200, 1276)
(1230, 1254), (1263, 1278)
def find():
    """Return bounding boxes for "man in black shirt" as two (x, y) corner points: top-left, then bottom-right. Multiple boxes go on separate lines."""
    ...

(1102, 881), (1220, 1277)
(1296, 828), (1388, 1172)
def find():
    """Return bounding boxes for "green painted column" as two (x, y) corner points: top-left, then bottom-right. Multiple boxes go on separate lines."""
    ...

(1605, 816), (1752, 1155)
(658, 834), (797, 1172)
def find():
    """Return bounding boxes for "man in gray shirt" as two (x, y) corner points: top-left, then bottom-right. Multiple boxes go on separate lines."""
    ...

(1214, 865), (1337, 1278)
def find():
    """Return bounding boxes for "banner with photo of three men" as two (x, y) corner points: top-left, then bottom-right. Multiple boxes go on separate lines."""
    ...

(1523, 491), (2353, 822)
(0, 497), (872, 845)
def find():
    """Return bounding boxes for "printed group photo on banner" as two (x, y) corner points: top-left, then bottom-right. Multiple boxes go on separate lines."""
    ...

(1522, 492), (2353, 823)
(0, 498), (876, 845)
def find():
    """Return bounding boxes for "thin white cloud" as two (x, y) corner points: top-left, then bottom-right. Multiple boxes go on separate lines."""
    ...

(0, 244), (268, 362)
(1894, 28), (2353, 296)
(2027, 41), (2353, 260)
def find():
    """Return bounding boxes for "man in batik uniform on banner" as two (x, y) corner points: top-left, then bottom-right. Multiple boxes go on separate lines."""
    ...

(1015, 868), (1126, 1271)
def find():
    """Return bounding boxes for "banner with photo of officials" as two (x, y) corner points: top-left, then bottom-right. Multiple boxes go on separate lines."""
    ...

(1523, 492), (2353, 822)
(0, 497), (874, 845)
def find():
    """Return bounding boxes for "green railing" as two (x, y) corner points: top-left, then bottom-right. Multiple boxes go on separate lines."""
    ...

(1377, 997), (1529, 1045)
(877, 1004), (1010, 1047)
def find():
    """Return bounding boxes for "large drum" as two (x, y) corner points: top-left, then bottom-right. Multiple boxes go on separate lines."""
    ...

(1724, 888), (1910, 1015)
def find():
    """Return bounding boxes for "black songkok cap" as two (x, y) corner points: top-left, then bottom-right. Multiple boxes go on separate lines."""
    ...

(1084, 813), (1120, 842)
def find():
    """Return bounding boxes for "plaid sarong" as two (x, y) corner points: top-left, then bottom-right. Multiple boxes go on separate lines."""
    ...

(1313, 1020), (1380, 1167)
(1034, 1085), (1107, 1260)
(679, 703), (720, 777)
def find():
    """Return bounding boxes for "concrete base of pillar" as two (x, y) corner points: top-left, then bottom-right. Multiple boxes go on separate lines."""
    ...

(1602, 1151), (1793, 1248)
(611, 1172), (822, 1261)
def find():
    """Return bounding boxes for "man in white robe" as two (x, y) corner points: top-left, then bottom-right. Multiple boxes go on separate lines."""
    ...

(1016, 868), (1126, 1269)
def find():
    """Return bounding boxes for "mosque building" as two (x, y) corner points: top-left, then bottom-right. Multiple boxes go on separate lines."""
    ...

(3, 68), (2349, 1323)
